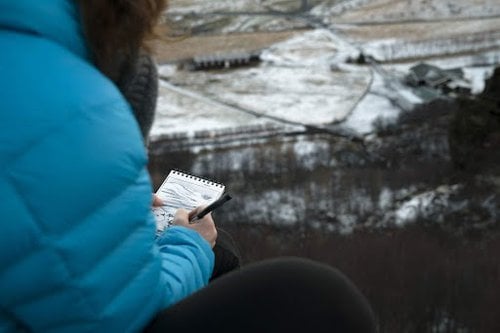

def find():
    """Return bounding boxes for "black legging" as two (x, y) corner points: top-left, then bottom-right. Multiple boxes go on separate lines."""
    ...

(145, 257), (376, 333)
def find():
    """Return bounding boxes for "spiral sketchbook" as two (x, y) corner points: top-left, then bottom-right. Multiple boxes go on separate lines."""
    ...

(153, 170), (225, 235)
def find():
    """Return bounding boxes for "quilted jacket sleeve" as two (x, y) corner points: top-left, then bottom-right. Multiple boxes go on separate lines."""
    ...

(156, 226), (215, 307)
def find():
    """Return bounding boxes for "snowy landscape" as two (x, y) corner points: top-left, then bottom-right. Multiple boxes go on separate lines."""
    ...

(151, 0), (499, 229)
(148, 2), (500, 331)
(154, 0), (500, 140)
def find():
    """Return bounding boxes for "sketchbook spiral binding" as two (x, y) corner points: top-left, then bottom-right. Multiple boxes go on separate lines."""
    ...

(171, 169), (224, 188)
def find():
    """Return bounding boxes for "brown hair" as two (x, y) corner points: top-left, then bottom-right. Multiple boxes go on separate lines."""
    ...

(77, 0), (168, 81)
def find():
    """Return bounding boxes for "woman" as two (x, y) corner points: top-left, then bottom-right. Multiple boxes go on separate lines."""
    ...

(0, 0), (375, 332)
(0, 0), (216, 331)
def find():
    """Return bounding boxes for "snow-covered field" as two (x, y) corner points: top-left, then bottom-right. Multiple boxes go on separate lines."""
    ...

(152, 0), (500, 141)
(153, 29), (373, 139)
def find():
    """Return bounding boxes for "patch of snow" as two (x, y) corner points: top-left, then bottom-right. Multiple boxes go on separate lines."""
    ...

(361, 38), (400, 62)
(167, 0), (257, 15)
(158, 64), (177, 78)
(360, 33), (500, 63)
(220, 16), (308, 34)
(394, 185), (462, 226)
(398, 88), (423, 104)
(243, 190), (306, 226)
(337, 214), (357, 234)
(260, 29), (339, 68)
(334, 0), (500, 22)
(378, 187), (393, 210)
(150, 80), (281, 140)
(293, 139), (332, 170)
(463, 66), (496, 94)
(341, 73), (402, 134)
(342, 93), (398, 134)
(311, 0), (372, 18)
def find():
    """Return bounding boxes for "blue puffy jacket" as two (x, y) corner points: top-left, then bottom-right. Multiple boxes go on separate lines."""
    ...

(0, 0), (214, 332)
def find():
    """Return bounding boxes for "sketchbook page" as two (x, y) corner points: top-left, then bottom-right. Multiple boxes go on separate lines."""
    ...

(153, 170), (225, 235)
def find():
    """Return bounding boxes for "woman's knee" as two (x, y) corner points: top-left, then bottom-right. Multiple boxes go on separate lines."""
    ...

(240, 257), (377, 332)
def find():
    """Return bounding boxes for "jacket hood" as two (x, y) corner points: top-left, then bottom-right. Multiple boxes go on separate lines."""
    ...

(0, 0), (89, 60)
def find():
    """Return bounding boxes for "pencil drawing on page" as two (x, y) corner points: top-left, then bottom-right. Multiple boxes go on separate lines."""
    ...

(153, 170), (225, 235)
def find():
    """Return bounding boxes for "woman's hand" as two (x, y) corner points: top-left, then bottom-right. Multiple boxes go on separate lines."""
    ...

(152, 194), (164, 207)
(173, 207), (217, 248)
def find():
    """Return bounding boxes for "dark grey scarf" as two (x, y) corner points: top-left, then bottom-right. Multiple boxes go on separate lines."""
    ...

(116, 52), (159, 141)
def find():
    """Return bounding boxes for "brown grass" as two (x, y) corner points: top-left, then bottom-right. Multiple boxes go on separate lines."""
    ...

(221, 222), (500, 333)
(154, 30), (299, 63)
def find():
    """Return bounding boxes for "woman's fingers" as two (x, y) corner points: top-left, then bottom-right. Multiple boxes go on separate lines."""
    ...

(152, 194), (164, 207)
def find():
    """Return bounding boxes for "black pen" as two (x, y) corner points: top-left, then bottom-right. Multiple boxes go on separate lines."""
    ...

(189, 193), (232, 223)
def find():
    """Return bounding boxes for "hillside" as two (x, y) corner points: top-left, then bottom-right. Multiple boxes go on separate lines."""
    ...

(148, 2), (500, 331)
